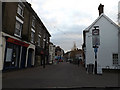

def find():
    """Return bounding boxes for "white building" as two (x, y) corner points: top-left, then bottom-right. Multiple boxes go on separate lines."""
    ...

(49, 42), (55, 64)
(83, 4), (120, 72)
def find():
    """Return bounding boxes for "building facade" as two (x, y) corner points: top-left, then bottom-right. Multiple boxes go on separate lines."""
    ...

(49, 42), (55, 64)
(83, 4), (120, 72)
(2, 1), (51, 70)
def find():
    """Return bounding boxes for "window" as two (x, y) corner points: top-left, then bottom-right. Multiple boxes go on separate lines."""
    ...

(31, 31), (35, 43)
(46, 36), (49, 44)
(17, 2), (24, 17)
(39, 27), (42, 35)
(38, 36), (41, 46)
(113, 54), (118, 65)
(31, 28), (35, 43)
(50, 45), (52, 51)
(43, 41), (45, 48)
(15, 20), (23, 37)
(32, 16), (36, 28)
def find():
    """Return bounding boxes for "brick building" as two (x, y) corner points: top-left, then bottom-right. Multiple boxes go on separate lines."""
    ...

(1, 1), (51, 70)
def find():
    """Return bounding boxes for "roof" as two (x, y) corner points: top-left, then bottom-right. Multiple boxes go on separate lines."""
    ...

(84, 13), (119, 32)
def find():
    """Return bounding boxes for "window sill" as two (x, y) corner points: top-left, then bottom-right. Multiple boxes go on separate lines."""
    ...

(14, 34), (22, 38)
(17, 12), (24, 19)
(30, 41), (35, 44)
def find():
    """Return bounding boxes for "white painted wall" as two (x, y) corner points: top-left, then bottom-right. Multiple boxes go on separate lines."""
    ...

(85, 16), (119, 69)
(118, 30), (120, 66)
(85, 31), (94, 67)
(49, 44), (55, 63)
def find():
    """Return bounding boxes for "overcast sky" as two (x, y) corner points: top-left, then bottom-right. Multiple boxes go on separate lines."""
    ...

(27, 0), (119, 52)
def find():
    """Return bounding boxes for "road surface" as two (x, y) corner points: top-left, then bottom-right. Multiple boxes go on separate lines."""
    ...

(2, 62), (120, 88)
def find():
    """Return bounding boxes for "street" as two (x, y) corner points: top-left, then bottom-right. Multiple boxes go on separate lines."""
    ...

(2, 62), (120, 88)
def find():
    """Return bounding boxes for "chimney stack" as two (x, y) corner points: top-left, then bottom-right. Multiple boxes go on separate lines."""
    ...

(98, 4), (104, 16)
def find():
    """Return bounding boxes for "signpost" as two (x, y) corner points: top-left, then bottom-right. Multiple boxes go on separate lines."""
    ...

(92, 26), (100, 74)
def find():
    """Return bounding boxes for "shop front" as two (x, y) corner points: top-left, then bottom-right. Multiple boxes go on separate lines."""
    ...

(35, 46), (44, 66)
(3, 37), (30, 70)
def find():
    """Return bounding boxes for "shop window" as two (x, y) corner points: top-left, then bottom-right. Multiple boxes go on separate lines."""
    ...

(5, 48), (13, 62)
(14, 20), (23, 37)
(4, 43), (20, 69)
(113, 54), (118, 65)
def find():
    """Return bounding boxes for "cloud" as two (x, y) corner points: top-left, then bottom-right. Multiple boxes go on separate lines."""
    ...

(27, 0), (119, 52)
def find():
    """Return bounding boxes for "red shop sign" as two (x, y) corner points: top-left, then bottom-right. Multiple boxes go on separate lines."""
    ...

(7, 38), (30, 47)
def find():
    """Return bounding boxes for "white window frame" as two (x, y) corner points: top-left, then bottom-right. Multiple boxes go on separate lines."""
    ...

(14, 19), (23, 38)
(16, 16), (24, 24)
(31, 28), (35, 43)
(17, 2), (24, 18)
(32, 16), (36, 28)
(31, 28), (35, 33)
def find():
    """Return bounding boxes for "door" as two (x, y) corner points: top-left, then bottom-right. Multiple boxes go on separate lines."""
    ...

(27, 49), (33, 67)
(20, 47), (27, 68)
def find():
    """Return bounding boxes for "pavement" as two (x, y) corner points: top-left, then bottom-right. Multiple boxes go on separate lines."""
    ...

(2, 62), (120, 88)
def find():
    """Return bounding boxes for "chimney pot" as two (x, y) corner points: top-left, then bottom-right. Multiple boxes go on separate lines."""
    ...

(98, 4), (104, 16)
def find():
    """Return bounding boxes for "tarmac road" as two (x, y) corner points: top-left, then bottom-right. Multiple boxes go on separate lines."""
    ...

(2, 62), (120, 88)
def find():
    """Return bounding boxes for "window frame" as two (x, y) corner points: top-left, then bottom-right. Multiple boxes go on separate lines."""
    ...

(17, 2), (24, 17)
(14, 20), (23, 38)
(38, 35), (41, 46)
(32, 16), (36, 28)
(31, 28), (35, 43)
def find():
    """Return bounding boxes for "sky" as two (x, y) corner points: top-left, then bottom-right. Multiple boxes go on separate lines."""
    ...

(26, 0), (119, 52)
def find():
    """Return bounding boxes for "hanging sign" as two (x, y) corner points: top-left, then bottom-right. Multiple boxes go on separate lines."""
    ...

(92, 27), (100, 48)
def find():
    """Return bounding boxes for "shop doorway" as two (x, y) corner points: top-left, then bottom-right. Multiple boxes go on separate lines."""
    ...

(27, 48), (34, 67)
(20, 47), (27, 68)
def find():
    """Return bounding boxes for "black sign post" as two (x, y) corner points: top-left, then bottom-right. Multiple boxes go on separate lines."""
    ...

(92, 26), (100, 74)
